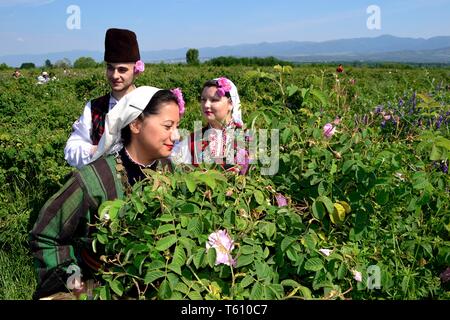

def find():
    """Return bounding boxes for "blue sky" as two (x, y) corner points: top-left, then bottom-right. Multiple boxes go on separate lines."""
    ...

(1, 0), (450, 55)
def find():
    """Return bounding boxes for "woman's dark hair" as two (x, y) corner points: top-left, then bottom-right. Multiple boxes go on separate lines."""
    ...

(202, 79), (231, 99)
(121, 89), (178, 146)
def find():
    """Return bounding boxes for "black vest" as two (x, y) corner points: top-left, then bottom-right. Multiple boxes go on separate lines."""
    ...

(90, 93), (111, 145)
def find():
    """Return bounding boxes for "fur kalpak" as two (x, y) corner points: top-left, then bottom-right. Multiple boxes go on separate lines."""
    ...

(104, 28), (140, 63)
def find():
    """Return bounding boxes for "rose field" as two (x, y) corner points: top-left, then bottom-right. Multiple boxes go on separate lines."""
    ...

(0, 63), (449, 300)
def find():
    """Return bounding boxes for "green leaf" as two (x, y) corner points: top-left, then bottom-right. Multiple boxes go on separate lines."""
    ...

(188, 291), (203, 300)
(375, 190), (389, 205)
(281, 236), (297, 252)
(178, 237), (196, 257)
(99, 286), (110, 300)
(178, 203), (199, 214)
(236, 254), (253, 268)
(337, 262), (347, 280)
(304, 257), (324, 271)
(318, 182), (326, 196)
(255, 262), (271, 281)
(158, 279), (172, 299)
(157, 214), (175, 222)
(299, 286), (312, 299)
(318, 196), (334, 214)
(156, 224), (176, 235)
(207, 248), (217, 268)
(167, 263), (182, 275)
(155, 235), (177, 251)
(174, 282), (189, 294)
(281, 279), (301, 287)
(172, 245), (186, 266)
(303, 232), (317, 251)
(96, 233), (108, 245)
(98, 199), (125, 221)
(286, 84), (299, 96)
(259, 222), (276, 239)
(311, 88), (328, 107)
(146, 260), (166, 270)
(185, 176), (197, 193)
(198, 174), (216, 189)
(187, 217), (202, 235)
(131, 193), (145, 214)
(254, 190), (265, 205)
(109, 279), (124, 296)
(311, 201), (325, 220)
(193, 248), (206, 269)
(144, 270), (165, 284)
(250, 282), (264, 300)
(240, 275), (254, 289)
(266, 284), (284, 299)
(343, 160), (356, 174)
(241, 245), (255, 255)
(430, 144), (443, 161)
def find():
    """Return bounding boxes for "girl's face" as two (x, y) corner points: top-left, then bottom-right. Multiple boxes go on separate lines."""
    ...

(131, 101), (180, 162)
(106, 62), (136, 95)
(200, 86), (233, 128)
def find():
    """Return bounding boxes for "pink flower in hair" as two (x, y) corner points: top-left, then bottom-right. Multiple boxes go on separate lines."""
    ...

(171, 87), (185, 115)
(134, 60), (145, 74)
(216, 77), (232, 97)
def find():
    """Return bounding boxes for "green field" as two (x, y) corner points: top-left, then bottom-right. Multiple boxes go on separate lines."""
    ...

(0, 64), (449, 300)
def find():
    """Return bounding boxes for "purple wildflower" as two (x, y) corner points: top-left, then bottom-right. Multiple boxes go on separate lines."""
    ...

(375, 105), (383, 114)
(441, 161), (448, 174)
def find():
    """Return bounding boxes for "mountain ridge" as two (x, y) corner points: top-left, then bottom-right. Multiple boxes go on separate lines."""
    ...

(2, 34), (450, 67)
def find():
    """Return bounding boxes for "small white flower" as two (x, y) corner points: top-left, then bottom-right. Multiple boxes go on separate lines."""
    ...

(103, 213), (110, 221)
(352, 270), (362, 282)
(319, 248), (332, 257)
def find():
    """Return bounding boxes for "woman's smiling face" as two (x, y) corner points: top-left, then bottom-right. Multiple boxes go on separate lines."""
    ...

(200, 86), (233, 128)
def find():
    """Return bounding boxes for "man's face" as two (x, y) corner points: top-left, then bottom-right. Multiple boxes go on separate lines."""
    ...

(106, 62), (136, 95)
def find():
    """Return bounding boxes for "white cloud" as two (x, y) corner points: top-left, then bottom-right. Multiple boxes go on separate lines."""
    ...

(0, 0), (55, 7)
(16, 37), (24, 42)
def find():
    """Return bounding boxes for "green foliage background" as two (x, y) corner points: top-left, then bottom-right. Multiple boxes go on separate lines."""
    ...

(0, 64), (449, 299)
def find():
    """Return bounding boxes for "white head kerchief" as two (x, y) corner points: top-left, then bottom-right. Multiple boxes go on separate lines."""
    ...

(214, 77), (242, 126)
(91, 86), (161, 162)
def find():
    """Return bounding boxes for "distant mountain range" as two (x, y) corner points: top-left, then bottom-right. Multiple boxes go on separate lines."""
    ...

(2, 35), (450, 67)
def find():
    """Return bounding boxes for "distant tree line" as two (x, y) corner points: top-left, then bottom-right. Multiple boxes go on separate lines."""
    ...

(205, 56), (294, 67)
(296, 61), (450, 69)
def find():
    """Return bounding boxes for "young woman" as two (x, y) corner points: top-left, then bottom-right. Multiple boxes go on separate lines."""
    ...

(172, 77), (249, 174)
(30, 86), (184, 300)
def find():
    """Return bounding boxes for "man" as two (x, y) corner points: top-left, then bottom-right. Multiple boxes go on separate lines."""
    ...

(64, 28), (145, 168)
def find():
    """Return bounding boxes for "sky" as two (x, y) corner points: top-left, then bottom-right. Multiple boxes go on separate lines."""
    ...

(1, 0), (450, 55)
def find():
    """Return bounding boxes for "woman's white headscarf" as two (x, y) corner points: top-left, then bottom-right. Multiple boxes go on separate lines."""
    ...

(90, 86), (161, 162)
(214, 77), (242, 126)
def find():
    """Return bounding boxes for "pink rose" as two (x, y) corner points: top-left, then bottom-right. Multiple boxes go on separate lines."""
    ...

(323, 123), (336, 138)
(216, 88), (226, 97)
(275, 193), (287, 207)
(216, 77), (232, 97)
(134, 60), (145, 74)
(170, 88), (185, 116)
(206, 230), (236, 267)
